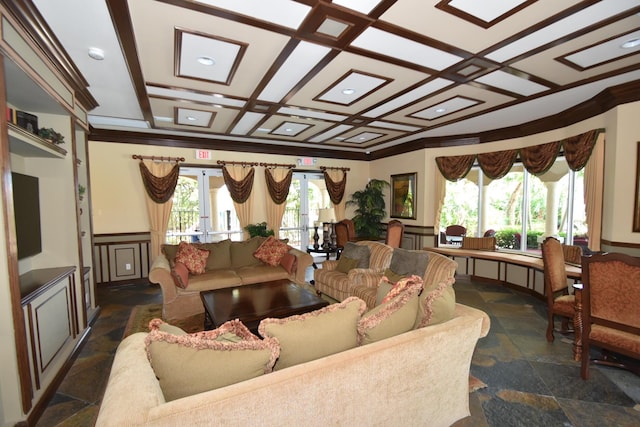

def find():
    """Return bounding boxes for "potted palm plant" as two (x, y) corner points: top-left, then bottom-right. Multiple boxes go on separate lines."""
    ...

(346, 179), (389, 239)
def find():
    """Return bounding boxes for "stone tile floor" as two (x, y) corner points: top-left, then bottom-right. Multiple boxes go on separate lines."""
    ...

(36, 270), (640, 426)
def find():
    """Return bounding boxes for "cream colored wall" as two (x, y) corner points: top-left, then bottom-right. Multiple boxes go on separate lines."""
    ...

(88, 141), (370, 234)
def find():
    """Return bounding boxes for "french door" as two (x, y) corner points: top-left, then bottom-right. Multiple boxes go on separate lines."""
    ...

(280, 172), (325, 249)
(167, 167), (241, 244)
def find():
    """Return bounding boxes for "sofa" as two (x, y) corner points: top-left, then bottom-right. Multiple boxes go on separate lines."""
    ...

(314, 240), (394, 302)
(95, 303), (490, 427)
(148, 237), (313, 321)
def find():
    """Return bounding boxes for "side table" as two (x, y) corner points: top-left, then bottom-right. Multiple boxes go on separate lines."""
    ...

(306, 246), (339, 269)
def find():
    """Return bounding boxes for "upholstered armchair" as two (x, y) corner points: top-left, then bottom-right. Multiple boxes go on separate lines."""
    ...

(541, 237), (575, 342)
(578, 252), (640, 379)
(385, 220), (404, 248)
(314, 241), (393, 302)
(351, 250), (458, 310)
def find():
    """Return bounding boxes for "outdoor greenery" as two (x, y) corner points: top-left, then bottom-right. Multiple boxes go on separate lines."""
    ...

(244, 222), (275, 238)
(347, 179), (389, 238)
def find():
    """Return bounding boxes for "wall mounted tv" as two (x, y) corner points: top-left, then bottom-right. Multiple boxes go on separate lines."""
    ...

(12, 172), (42, 259)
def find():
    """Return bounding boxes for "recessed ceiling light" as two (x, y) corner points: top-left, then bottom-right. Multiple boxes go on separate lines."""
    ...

(186, 116), (197, 121)
(435, 108), (447, 113)
(88, 47), (105, 60)
(213, 104), (222, 108)
(285, 128), (293, 132)
(213, 93), (224, 98)
(621, 38), (640, 49)
(342, 88), (356, 95)
(197, 56), (215, 66)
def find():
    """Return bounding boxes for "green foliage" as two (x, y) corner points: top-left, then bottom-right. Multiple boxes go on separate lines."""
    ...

(244, 222), (275, 238)
(38, 127), (65, 144)
(494, 228), (544, 249)
(346, 179), (389, 238)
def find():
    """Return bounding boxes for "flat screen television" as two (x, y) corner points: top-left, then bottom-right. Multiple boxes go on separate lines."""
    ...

(12, 172), (42, 259)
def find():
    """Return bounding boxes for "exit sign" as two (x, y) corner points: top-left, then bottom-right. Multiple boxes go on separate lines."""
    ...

(195, 149), (212, 160)
(298, 157), (316, 166)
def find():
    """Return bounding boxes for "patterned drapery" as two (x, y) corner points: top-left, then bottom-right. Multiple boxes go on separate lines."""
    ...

(222, 165), (255, 203)
(436, 129), (604, 181)
(520, 141), (561, 176)
(477, 150), (518, 179)
(265, 168), (293, 204)
(435, 154), (475, 181)
(323, 170), (347, 205)
(138, 161), (180, 203)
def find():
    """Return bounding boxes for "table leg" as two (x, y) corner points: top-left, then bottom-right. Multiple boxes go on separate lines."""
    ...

(573, 287), (583, 362)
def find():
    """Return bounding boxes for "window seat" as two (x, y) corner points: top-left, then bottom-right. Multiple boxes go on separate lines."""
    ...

(428, 246), (581, 299)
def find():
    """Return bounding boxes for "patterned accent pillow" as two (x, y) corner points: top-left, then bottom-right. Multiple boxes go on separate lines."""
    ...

(145, 319), (279, 401)
(254, 236), (290, 266)
(389, 248), (429, 277)
(336, 256), (359, 273)
(174, 241), (210, 274)
(258, 297), (366, 370)
(170, 261), (189, 289)
(341, 242), (370, 268)
(358, 275), (423, 345)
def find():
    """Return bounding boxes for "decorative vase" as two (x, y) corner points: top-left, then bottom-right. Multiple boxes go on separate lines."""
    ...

(313, 226), (319, 249)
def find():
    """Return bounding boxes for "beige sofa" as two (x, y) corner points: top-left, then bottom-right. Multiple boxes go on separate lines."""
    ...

(148, 237), (313, 321)
(95, 303), (490, 427)
(314, 241), (394, 302)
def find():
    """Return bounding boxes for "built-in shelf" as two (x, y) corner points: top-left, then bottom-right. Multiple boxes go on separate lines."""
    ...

(8, 123), (67, 158)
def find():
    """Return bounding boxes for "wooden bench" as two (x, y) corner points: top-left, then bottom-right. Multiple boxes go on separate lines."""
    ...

(428, 246), (581, 300)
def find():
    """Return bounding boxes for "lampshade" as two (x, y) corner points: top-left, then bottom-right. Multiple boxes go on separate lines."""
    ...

(318, 208), (336, 223)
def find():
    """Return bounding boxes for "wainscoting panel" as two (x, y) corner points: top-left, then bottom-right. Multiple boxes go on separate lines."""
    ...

(93, 233), (151, 284)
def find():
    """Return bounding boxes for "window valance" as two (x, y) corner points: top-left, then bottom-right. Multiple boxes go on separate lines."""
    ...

(436, 128), (604, 181)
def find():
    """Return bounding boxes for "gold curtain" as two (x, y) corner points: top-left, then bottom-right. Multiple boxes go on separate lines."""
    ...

(584, 133), (605, 252)
(264, 167), (293, 236)
(324, 169), (347, 220)
(477, 150), (518, 179)
(140, 160), (178, 260)
(435, 154), (475, 181)
(222, 165), (255, 239)
(433, 169), (447, 238)
(520, 141), (562, 176)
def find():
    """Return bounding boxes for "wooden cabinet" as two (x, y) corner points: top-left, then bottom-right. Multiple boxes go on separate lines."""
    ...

(0, 2), (98, 424)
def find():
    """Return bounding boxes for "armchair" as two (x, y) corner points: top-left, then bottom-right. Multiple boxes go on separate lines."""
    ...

(445, 225), (466, 245)
(314, 241), (393, 302)
(385, 220), (404, 248)
(578, 252), (640, 379)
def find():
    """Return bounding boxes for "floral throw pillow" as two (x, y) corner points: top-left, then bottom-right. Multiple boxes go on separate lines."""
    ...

(254, 236), (290, 266)
(174, 241), (210, 274)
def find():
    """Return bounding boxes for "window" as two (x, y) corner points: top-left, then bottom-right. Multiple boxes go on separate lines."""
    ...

(441, 157), (587, 253)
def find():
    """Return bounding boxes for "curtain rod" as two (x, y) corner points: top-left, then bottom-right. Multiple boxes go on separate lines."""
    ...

(132, 154), (184, 162)
(320, 166), (350, 171)
(217, 160), (259, 167)
(259, 162), (295, 169)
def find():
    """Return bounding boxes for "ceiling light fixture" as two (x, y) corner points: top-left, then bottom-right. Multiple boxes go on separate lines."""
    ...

(213, 93), (224, 98)
(621, 38), (640, 49)
(435, 108), (447, 113)
(285, 128), (293, 132)
(342, 88), (356, 95)
(197, 56), (215, 66)
(88, 47), (105, 60)
(186, 116), (197, 121)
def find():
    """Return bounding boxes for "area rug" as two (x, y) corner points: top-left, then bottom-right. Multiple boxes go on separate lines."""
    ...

(123, 304), (204, 338)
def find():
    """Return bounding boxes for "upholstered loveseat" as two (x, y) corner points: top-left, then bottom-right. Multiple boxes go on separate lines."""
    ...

(95, 303), (490, 426)
(314, 240), (394, 301)
(148, 237), (313, 321)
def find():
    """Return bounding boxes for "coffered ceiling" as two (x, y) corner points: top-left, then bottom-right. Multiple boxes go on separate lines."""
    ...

(32, 0), (640, 159)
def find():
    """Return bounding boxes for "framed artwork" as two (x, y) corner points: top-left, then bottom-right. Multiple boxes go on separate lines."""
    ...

(391, 172), (416, 219)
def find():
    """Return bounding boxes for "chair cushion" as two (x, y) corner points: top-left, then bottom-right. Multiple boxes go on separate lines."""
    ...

(175, 241), (210, 275)
(258, 297), (366, 370)
(358, 276), (423, 345)
(336, 256), (359, 273)
(341, 242), (370, 268)
(145, 319), (279, 401)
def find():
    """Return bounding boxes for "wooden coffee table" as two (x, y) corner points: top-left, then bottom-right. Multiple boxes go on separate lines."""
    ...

(200, 279), (329, 334)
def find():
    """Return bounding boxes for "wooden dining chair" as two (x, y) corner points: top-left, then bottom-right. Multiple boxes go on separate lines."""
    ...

(562, 243), (583, 265)
(579, 252), (640, 379)
(541, 236), (575, 342)
(385, 220), (404, 248)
